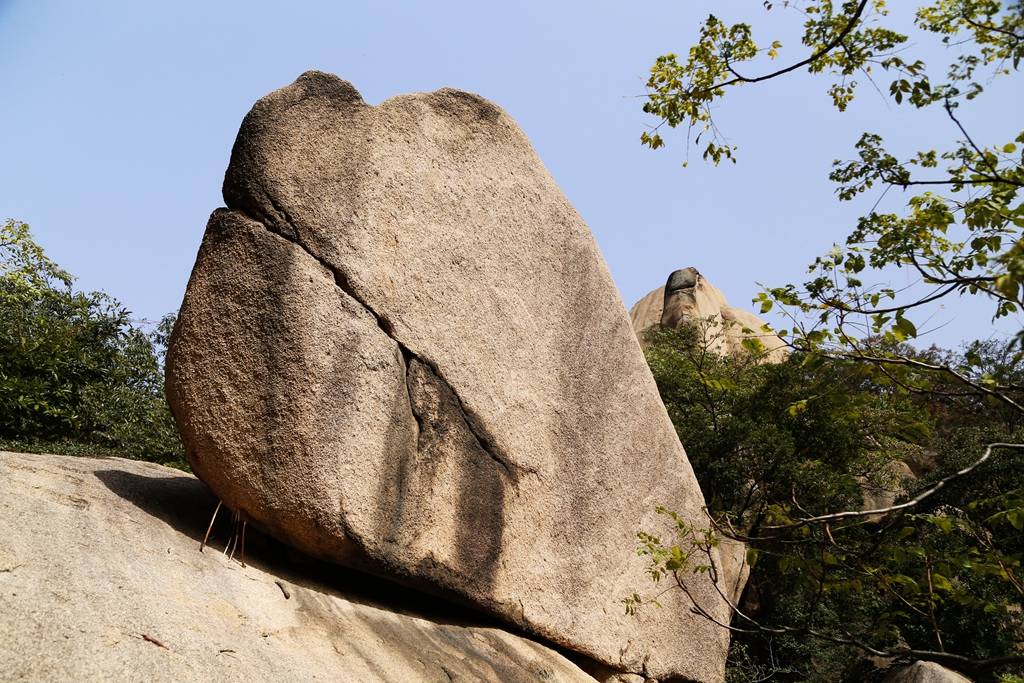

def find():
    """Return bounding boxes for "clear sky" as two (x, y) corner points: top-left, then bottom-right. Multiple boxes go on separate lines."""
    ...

(1, 1), (1018, 347)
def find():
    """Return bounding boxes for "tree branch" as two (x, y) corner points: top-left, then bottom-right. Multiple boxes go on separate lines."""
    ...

(665, 0), (871, 106)
(960, 13), (1024, 43)
(836, 349), (1024, 413)
(821, 282), (961, 315)
(673, 558), (1024, 676)
(722, 1), (870, 87)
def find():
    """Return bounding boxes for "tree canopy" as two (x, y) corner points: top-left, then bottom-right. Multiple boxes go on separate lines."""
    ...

(636, 322), (1023, 680)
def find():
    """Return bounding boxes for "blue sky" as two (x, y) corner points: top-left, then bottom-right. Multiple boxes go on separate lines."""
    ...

(1, 1), (1018, 347)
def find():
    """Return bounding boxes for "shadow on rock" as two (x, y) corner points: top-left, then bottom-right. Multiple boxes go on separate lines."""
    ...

(94, 467), (215, 542)
(93, 467), (507, 631)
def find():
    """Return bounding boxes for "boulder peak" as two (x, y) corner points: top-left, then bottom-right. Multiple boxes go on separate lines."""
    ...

(630, 266), (788, 363)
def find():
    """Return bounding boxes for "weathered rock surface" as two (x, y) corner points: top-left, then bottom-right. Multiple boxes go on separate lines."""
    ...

(883, 661), (973, 683)
(0, 451), (596, 682)
(860, 460), (916, 519)
(716, 538), (750, 607)
(166, 71), (729, 681)
(630, 267), (787, 363)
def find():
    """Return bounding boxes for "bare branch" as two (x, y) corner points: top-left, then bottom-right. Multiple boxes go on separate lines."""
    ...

(835, 350), (1024, 413)
(674, 557), (1024, 675)
(763, 442), (1024, 527)
(960, 13), (1024, 43)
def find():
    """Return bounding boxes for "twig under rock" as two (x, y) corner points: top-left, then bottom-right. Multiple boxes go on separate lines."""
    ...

(138, 633), (169, 650)
(200, 500), (222, 553)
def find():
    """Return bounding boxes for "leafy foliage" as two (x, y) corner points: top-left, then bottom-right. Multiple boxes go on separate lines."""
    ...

(0, 219), (184, 467)
(645, 321), (924, 521)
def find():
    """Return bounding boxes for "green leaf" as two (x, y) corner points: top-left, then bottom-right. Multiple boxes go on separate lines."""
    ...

(931, 573), (952, 592)
(894, 315), (918, 339)
(1007, 508), (1024, 532)
(741, 337), (766, 355)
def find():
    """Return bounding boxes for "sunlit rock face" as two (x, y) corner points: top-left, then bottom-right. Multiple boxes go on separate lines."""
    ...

(166, 72), (731, 682)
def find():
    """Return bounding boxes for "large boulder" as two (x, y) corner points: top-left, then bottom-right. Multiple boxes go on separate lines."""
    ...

(0, 451), (594, 682)
(630, 267), (787, 363)
(166, 71), (729, 682)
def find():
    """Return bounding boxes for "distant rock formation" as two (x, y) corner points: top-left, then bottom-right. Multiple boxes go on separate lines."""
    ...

(859, 460), (917, 520)
(629, 267), (787, 606)
(166, 72), (729, 682)
(883, 661), (974, 682)
(0, 451), (595, 682)
(629, 269), (930, 622)
(716, 538), (751, 607)
(630, 267), (788, 363)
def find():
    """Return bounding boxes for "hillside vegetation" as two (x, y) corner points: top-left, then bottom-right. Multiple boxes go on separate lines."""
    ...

(0, 219), (183, 467)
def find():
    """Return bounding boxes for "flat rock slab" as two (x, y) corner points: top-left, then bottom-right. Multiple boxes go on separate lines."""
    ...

(0, 451), (595, 683)
(166, 72), (729, 681)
